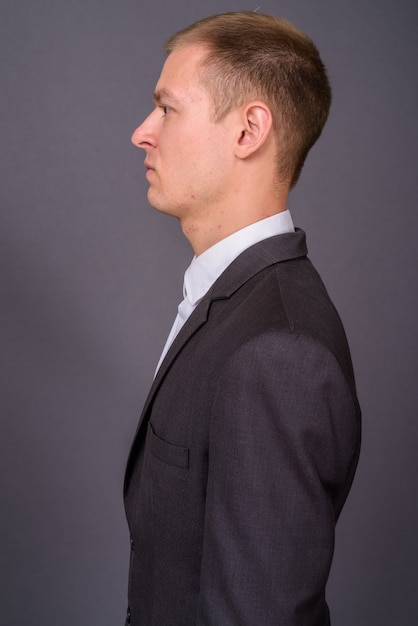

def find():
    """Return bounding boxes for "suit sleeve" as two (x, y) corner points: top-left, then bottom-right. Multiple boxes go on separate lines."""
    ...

(196, 330), (359, 625)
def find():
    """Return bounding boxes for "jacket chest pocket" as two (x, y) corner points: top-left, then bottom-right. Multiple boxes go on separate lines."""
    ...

(145, 423), (199, 549)
(148, 422), (189, 468)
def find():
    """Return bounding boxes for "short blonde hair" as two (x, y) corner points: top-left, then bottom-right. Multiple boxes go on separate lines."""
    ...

(165, 11), (332, 188)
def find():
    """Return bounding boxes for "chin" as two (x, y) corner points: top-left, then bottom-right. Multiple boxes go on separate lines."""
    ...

(147, 193), (176, 218)
(147, 189), (162, 211)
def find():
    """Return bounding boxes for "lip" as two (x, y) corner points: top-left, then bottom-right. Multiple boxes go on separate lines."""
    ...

(144, 161), (155, 178)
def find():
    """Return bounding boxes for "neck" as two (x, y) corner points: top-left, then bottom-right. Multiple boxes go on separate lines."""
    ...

(181, 187), (289, 256)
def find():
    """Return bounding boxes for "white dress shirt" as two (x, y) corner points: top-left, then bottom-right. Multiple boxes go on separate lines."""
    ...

(155, 210), (295, 376)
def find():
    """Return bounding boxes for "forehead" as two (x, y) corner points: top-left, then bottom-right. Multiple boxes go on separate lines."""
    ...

(155, 45), (209, 102)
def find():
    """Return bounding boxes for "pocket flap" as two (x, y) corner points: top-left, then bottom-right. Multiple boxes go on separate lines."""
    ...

(148, 423), (189, 469)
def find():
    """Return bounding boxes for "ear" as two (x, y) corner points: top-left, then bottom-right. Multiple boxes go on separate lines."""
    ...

(234, 101), (273, 159)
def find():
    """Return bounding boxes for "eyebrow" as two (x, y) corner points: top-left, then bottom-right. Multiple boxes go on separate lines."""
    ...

(153, 88), (180, 105)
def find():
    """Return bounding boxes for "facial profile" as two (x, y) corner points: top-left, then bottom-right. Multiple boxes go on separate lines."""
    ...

(131, 45), (237, 223)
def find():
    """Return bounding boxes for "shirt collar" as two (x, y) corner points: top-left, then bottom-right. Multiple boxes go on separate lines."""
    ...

(183, 210), (295, 306)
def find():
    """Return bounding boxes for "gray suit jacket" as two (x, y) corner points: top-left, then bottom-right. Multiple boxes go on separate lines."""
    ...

(124, 230), (361, 625)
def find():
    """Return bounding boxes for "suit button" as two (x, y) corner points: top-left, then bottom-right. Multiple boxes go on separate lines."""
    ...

(125, 606), (131, 624)
(130, 536), (134, 551)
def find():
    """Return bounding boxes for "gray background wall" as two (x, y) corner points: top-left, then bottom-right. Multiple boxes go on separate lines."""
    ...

(1, 0), (417, 624)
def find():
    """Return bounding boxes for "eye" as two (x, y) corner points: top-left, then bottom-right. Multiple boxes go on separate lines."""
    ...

(161, 105), (171, 116)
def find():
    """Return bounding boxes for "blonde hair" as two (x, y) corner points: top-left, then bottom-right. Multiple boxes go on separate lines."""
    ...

(165, 11), (331, 188)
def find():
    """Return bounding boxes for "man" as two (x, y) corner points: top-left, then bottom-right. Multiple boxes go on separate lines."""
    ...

(124, 11), (361, 625)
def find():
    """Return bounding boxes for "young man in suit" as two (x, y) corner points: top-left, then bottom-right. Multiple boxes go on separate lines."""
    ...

(124, 11), (361, 625)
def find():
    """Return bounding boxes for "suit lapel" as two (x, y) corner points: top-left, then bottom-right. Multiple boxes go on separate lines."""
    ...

(142, 297), (212, 419)
(124, 298), (213, 495)
(205, 229), (307, 302)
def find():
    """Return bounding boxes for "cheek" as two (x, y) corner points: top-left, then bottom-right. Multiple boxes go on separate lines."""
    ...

(160, 124), (227, 184)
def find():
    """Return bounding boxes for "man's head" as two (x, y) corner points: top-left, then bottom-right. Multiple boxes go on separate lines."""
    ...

(165, 11), (331, 188)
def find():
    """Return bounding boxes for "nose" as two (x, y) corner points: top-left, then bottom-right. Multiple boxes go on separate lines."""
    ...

(131, 109), (159, 150)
